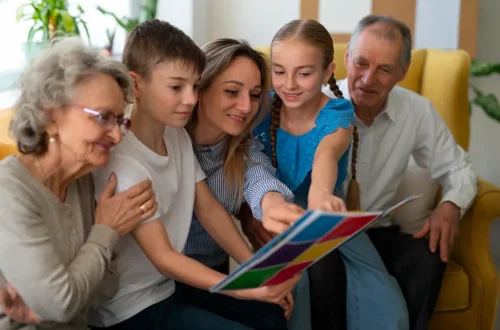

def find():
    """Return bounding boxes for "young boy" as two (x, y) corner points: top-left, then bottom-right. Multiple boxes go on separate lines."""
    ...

(88, 19), (299, 330)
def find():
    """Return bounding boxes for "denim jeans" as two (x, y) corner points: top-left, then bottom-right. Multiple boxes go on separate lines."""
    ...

(288, 232), (409, 330)
(174, 259), (287, 330)
(90, 294), (253, 330)
(340, 232), (409, 330)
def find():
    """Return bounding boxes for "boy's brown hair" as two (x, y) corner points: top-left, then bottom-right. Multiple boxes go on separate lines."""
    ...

(122, 19), (206, 78)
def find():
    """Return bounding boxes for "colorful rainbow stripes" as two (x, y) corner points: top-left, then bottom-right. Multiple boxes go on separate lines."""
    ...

(211, 212), (381, 291)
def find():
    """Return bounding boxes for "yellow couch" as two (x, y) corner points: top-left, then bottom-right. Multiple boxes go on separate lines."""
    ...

(256, 44), (500, 330)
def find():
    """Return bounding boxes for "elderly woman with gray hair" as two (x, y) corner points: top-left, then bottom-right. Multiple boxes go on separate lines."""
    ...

(0, 38), (157, 329)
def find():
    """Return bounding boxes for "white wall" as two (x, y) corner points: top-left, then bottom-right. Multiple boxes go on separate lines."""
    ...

(414, 0), (461, 49)
(201, 0), (300, 47)
(468, 0), (500, 186)
(157, 0), (194, 38)
(318, 0), (371, 33)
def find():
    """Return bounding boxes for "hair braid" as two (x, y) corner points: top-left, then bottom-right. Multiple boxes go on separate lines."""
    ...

(270, 93), (282, 168)
(328, 75), (360, 211)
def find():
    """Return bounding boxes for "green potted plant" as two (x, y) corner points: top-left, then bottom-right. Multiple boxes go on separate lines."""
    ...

(470, 60), (500, 123)
(97, 0), (158, 54)
(15, 0), (90, 61)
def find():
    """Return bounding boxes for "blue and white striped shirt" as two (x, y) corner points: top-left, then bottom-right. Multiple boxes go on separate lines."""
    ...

(183, 136), (294, 267)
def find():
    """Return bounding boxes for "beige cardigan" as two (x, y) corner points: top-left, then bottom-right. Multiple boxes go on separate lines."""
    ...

(0, 156), (118, 330)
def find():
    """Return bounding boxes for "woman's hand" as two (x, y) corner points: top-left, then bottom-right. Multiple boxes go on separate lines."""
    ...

(224, 274), (301, 319)
(0, 283), (41, 324)
(262, 202), (305, 235)
(95, 173), (158, 236)
(308, 188), (347, 212)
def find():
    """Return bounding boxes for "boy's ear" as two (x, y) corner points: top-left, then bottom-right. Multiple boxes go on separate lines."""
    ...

(128, 71), (142, 98)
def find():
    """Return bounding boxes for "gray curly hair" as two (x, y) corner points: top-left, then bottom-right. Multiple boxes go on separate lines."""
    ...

(10, 37), (133, 155)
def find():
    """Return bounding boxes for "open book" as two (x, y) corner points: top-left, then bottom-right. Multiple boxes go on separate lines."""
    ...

(210, 194), (421, 292)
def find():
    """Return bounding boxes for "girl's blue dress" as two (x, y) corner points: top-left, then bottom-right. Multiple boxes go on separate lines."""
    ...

(254, 95), (409, 330)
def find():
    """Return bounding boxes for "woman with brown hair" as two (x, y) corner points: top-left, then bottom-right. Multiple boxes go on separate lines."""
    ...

(181, 37), (305, 329)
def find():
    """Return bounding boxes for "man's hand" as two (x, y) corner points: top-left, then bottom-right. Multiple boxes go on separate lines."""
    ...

(0, 283), (41, 324)
(413, 201), (461, 262)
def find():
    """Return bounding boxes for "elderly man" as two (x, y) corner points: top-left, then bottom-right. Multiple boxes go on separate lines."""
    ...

(321, 14), (478, 330)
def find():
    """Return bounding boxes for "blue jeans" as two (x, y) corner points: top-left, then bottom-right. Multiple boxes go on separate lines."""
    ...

(90, 295), (253, 330)
(289, 232), (409, 330)
(175, 281), (287, 330)
(174, 258), (286, 330)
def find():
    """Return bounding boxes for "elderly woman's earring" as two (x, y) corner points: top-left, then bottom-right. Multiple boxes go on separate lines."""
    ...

(49, 136), (56, 143)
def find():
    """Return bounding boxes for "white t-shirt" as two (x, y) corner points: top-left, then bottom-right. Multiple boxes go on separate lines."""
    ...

(88, 127), (206, 327)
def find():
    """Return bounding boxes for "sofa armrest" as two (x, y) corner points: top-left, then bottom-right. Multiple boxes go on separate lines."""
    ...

(451, 178), (500, 328)
(0, 142), (18, 160)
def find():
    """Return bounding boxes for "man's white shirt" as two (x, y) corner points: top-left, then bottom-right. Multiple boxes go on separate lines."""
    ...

(323, 79), (477, 226)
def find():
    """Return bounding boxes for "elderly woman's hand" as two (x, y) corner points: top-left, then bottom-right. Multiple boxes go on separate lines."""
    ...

(0, 283), (41, 324)
(95, 173), (158, 236)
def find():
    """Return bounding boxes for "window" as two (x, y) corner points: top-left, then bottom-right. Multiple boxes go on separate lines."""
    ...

(0, 0), (132, 93)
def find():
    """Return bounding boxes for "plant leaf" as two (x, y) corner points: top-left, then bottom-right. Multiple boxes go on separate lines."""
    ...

(78, 19), (91, 44)
(470, 59), (500, 77)
(15, 4), (30, 22)
(472, 93), (500, 122)
(59, 10), (74, 33)
(470, 84), (482, 97)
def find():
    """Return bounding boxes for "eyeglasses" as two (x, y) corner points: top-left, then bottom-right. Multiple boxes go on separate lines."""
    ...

(73, 106), (132, 136)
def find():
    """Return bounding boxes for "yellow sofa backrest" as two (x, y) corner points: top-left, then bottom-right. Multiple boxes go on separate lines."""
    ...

(0, 108), (14, 146)
(255, 43), (471, 151)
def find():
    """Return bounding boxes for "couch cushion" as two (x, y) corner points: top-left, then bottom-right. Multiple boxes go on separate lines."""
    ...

(392, 157), (440, 234)
(435, 261), (470, 312)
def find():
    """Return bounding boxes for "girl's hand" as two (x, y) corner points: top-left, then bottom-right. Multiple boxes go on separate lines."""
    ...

(308, 188), (347, 212)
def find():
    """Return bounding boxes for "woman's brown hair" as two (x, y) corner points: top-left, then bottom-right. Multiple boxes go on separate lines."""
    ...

(269, 19), (360, 210)
(186, 38), (271, 211)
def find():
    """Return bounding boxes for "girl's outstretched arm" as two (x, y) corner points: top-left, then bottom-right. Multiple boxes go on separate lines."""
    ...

(308, 125), (354, 211)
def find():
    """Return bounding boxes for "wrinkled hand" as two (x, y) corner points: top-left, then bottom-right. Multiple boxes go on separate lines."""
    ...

(0, 283), (41, 324)
(95, 173), (158, 236)
(262, 203), (305, 235)
(308, 189), (347, 212)
(413, 201), (461, 262)
(240, 215), (274, 251)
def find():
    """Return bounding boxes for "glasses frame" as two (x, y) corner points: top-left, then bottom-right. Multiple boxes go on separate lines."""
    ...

(73, 105), (132, 136)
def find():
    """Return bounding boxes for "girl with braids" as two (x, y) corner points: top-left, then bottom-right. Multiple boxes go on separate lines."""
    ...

(251, 19), (409, 330)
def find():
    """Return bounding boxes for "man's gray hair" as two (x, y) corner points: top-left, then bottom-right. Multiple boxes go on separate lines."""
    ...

(348, 15), (412, 68)
(10, 37), (133, 155)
